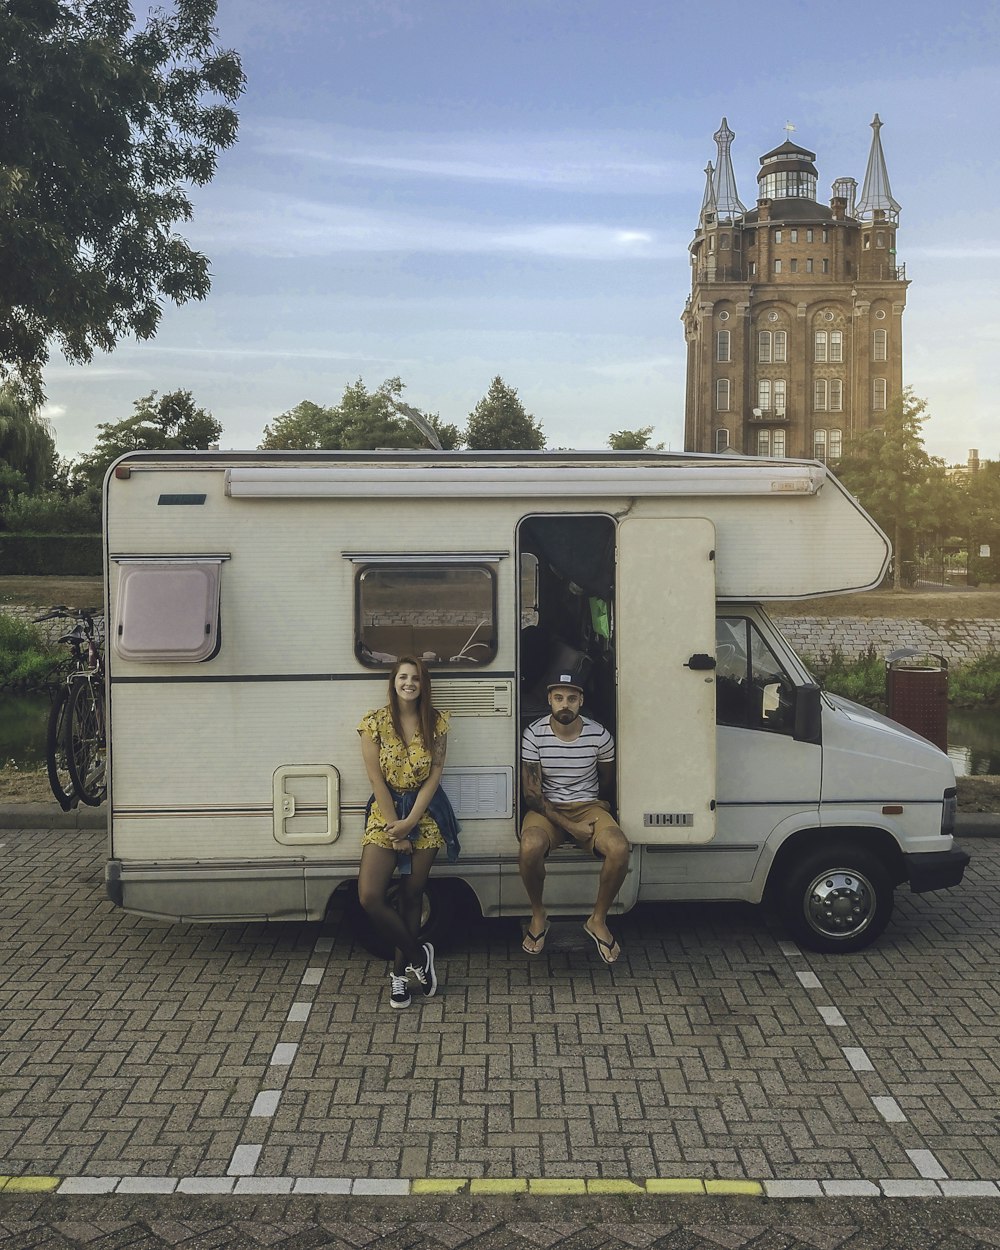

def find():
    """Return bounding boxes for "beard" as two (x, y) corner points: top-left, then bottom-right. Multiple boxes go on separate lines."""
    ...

(553, 708), (580, 724)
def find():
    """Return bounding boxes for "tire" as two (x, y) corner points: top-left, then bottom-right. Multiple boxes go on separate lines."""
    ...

(45, 686), (77, 812)
(346, 878), (477, 960)
(66, 678), (107, 806)
(777, 841), (894, 954)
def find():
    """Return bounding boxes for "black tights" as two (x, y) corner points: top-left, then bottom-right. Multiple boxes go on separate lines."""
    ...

(357, 844), (438, 975)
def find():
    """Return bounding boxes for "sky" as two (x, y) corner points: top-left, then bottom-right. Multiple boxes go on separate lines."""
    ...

(40, 0), (1000, 464)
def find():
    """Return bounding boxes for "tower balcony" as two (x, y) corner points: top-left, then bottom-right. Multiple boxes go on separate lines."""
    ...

(748, 407), (790, 423)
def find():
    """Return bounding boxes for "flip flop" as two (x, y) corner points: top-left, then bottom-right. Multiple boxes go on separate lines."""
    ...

(583, 923), (621, 965)
(522, 925), (550, 955)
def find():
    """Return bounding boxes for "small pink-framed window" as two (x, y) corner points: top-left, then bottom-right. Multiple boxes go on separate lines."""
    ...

(113, 558), (225, 662)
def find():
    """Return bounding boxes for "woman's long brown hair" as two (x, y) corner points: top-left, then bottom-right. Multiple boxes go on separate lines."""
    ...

(387, 655), (438, 750)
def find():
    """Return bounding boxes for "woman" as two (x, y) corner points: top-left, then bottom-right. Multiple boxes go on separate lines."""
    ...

(357, 656), (460, 1009)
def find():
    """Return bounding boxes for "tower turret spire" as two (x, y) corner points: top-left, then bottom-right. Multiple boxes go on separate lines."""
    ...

(711, 118), (746, 220)
(700, 161), (718, 222)
(856, 113), (900, 223)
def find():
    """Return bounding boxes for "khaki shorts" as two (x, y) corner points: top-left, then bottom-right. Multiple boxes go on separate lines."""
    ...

(521, 799), (625, 858)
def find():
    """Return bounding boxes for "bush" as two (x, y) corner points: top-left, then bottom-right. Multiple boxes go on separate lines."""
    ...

(0, 533), (102, 575)
(0, 613), (61, 690)
(1, 490), (100, 533)
(948, 653), (1000, 708)
(806, 647), (1000, 713)
(806, 645), (887, 714)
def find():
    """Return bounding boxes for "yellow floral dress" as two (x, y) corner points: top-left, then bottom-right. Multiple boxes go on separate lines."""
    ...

(357, 706), (450, 851)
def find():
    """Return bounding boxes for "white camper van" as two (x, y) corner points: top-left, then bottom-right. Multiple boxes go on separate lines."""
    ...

(102, 450), (968, 954)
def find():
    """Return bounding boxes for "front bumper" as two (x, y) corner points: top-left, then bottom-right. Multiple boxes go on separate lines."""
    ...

(904, 848), (971, 894)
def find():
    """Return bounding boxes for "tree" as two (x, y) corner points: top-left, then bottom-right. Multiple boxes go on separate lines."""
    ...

(258, 379), (462, 451)
(74, 389), (222, 488)
(259, 401), (340, 450)
(0, 0), (245, 404)
(608, 426), (664, 451)
(0, 385), (56, 497)
(464, 377), (545, 450)
(834, 388), (949, 589)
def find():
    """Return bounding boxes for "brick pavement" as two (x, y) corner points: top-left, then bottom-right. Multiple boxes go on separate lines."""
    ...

(0, 823), (998, 1204)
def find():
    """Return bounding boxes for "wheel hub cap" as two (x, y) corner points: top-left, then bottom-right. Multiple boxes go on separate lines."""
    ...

(806, 870), (874, 937)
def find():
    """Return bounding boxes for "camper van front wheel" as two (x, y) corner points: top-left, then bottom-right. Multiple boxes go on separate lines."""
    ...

(779, 842), (894, 954)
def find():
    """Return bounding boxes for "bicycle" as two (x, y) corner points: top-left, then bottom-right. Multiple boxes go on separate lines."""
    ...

(34, 606), (107, 810)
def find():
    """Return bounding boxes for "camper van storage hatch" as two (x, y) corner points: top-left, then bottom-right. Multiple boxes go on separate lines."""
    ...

(114, 559), (223, 663)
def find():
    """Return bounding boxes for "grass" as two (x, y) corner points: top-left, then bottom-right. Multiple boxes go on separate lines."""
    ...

(0, 575), (104, 610)
(0, 612), (62, 689)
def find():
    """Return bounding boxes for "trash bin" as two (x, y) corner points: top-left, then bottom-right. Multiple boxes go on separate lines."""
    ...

(885, 649), (948, 752)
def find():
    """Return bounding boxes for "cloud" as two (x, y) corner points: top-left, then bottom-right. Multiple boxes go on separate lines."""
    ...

(192, 193), (682, 260)
(249, 123), (698, 195)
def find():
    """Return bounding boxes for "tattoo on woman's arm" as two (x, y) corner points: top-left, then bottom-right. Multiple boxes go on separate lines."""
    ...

(432, 733), (447, 766)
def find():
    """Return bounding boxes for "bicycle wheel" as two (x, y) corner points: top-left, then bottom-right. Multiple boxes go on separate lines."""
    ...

(45, 685), (77, 811)
(66, 678), (107, 806)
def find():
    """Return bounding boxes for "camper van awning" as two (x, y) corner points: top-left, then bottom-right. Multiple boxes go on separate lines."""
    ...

(224, 465), (825, 499)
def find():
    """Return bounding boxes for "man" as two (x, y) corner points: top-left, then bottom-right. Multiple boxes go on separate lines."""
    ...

(518, 669), (630, 964)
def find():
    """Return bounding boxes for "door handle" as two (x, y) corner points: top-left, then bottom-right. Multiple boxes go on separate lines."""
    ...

(685, 653), (717, 671)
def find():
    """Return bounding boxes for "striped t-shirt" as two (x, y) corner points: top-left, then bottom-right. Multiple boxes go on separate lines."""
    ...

(521, 715), (615, 804)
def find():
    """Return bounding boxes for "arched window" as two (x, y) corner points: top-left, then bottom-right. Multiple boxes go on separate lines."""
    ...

(873, 378), (887, 410)
(716, 378), (730, 411)
(758, 331), (771, 363)
(715, 427), (730, 452)
(814, 428), (828, 462)
(873, 329), (887, 361)
(716, 330), (731, 362)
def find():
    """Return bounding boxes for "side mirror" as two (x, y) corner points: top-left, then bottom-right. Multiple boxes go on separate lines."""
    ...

(793, 683), (822, 744)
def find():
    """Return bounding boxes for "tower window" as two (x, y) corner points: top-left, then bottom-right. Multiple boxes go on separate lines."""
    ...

(774, 331), (787, 362)
(716, 330), (731, 362)
(814, 380), (828, 411)
(873, 378), (887, 410)
(814, 331), (827, 363)
(758, 331), (772, 363)
(830, 379), (843, 412)
(876, 233), (886, 248)
(720, 235), (730, 249)
(773, 379), (787, 415)
(873, 328), (887, 361)
(716, 378), (731, 411)
(814, 428), (828, 462)
(829, 331), (843, 362)
(758, 380), (771, 411)
(715, 427), (730, 453)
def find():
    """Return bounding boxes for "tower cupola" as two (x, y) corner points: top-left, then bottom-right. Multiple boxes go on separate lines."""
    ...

(756, 140), (819, 202)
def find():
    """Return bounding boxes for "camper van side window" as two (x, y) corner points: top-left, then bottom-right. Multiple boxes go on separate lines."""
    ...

(715, 617), (795, 734)
(357, 564), (497, 667)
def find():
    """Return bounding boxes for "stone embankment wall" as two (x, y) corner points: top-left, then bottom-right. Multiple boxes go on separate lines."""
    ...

(777, 618), (1000, 666)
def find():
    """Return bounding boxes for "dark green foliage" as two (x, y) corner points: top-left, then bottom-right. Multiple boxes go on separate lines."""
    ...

(0, 611), (61, 689)
(464, 377), (545, 450)
(72, 388), (222, 488)
(259, 379), (462, 451)
(1, 489), (100, 532)
(808, 645), (887, 714)
(608, 426), (664, 451)
(0, 0), (245, 402)
(0, 533), (101, 575)
(807, 645), (1000, 712)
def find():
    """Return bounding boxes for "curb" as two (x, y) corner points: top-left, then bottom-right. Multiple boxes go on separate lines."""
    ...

(0, 802), (105, 829)
(2, 1174), (999, 1199)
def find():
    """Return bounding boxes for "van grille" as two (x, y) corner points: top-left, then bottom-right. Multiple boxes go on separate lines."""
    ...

(433, 679), (512, 716)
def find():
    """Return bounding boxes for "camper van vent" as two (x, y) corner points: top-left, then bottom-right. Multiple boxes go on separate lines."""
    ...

(441, 767), (513, 819)
(643, 812), (694, 828)
(433, 679), (512, 717)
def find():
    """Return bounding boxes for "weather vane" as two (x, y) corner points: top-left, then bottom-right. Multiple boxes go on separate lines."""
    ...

(784, 121), (796, 136)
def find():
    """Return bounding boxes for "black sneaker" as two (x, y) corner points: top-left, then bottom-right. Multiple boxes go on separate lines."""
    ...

(389, 972), (411, 1009)
(406, 942), (437, 997)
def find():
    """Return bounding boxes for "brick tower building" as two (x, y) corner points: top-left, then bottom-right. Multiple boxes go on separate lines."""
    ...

(682, 116), (908, 461)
